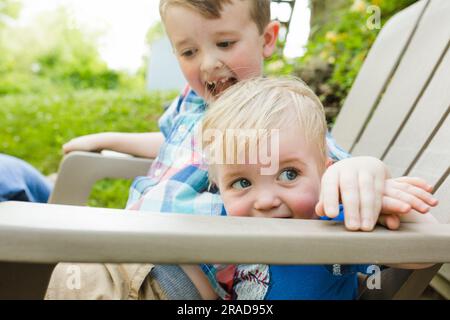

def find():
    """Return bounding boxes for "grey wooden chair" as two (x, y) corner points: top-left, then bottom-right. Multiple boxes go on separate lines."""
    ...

(0, 0), (449, 300)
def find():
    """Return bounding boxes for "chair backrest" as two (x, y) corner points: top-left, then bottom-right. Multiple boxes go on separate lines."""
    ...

(332, 0), (450, 299)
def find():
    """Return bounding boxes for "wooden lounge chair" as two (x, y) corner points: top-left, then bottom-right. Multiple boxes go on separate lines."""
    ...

(0, 0), (449, 300)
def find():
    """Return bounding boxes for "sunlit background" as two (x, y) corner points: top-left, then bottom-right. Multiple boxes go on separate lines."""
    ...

(16, 0), (310, 73)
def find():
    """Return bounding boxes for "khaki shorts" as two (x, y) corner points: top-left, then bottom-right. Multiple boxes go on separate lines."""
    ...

(45, 263), (166, 300)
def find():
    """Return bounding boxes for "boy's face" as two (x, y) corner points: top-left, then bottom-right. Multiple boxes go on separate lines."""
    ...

(164, 0), (278, 101)
(215, 126), (330, 220)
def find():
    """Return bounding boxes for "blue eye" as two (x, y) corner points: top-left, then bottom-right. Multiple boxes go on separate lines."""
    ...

(278, 169), (299, 182)
(231, 179), (251, 190)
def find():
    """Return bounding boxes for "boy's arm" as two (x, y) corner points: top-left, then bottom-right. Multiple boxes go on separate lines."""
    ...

(180, 265), (218, 300)
(62, 85), (188, 158)
(63, 132), (165, 159)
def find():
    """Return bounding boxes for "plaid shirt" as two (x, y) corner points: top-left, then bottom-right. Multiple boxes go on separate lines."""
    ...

(127, 86), (350, 299)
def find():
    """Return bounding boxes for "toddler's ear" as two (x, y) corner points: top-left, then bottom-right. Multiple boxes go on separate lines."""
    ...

(262, 21), (280, 58)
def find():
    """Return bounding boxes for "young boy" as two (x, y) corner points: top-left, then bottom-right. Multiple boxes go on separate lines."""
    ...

(200, 76), (438, 299)
(48, 0), (436, 299)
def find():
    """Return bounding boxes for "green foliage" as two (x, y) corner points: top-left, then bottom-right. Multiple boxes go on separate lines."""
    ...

(0, 0), (21, 26)
(0, 0), (21, 75)
(0, 4), (167, 208)
(33, 11), (119, 90)
(0, 72), (55, 95)
(293, 0), (418, 124)
(0, 89), (169, 172)
(0, 7), (144, 94)
(88, 179), (134, 209)
(0, 89), (175, 208)
(264, 39), (295, 76)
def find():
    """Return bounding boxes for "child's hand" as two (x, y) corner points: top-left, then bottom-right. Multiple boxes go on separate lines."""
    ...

(315, 156), (389, 231)
(376, 177), (438, 230)
(381, 177), (437, 214)
(315, 156), (439, 231)
(63, 133), (106, 154)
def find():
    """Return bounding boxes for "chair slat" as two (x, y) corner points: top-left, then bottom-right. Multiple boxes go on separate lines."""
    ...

(352, 0), (450, 158)
(383, 49), (450, 177)
(427, 177), (449, 224)
(407, 115), (449, 186)
(332, 0), (428, 151)
(406, 112), (450, 224)
(431, 264), (450, 299)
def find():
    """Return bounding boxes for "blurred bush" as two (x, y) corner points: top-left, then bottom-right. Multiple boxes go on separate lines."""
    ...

(0, 6), (144, 95)
(268, 0), (418, 125)
(0, 89), (174, 207)
(0, 3), (165, 207)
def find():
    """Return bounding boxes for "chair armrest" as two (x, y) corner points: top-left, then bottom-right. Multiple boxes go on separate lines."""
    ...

(1, 201), (449, 265)
(49, 151), (153, 205)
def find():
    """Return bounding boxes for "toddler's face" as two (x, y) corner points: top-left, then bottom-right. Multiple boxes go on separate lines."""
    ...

(215, 126), (330, 220)
(164, 0), (277, 101)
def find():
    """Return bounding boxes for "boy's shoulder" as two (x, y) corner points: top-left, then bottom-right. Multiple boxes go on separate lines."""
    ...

(179, 84), (202, 101)
(174, 85), (206, 113)
(158, 85), (207, 138)
(181, 84), (191, 98)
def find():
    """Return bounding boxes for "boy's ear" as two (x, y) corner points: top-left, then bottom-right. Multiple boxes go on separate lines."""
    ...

(262, 21), (280, 58)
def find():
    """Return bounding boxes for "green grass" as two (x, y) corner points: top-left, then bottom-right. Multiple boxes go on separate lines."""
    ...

(0, 89), (176, 208)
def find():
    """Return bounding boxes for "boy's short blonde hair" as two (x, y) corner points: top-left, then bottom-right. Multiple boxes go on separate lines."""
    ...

(159, 0), (271, 34)
(201, 77), (328, 180)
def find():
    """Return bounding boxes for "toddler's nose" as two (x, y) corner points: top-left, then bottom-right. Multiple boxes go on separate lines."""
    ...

(254, 191), (282, 212)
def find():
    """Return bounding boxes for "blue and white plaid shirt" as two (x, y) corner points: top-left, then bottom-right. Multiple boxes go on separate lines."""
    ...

(126, 86), (350, 299)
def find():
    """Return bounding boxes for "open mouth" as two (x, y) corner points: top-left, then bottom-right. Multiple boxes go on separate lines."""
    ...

(206, 77), (238, 98)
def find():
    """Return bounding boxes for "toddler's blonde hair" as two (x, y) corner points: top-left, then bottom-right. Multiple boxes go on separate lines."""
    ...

(201, 76), (328, 181)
